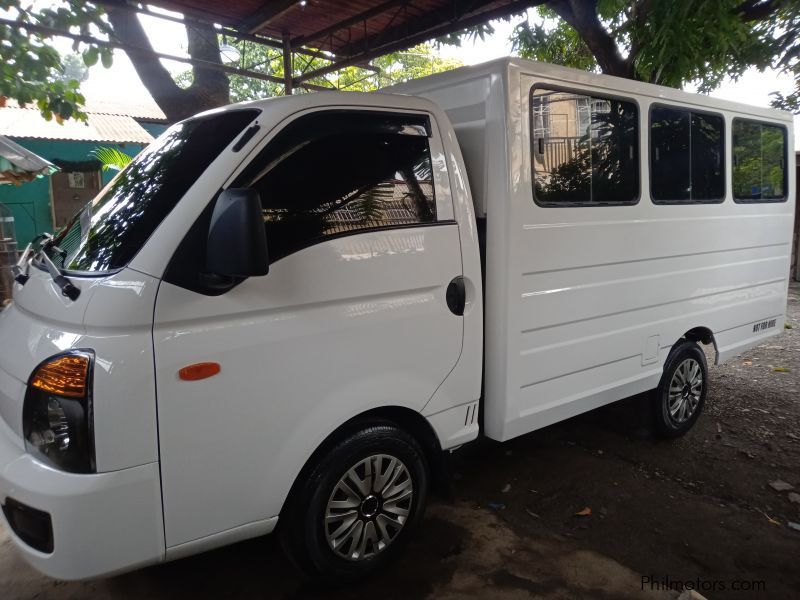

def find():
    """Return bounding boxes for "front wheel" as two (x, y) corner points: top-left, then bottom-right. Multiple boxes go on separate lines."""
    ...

(280, 423), (428, 584)
(653, 340), (708, 438)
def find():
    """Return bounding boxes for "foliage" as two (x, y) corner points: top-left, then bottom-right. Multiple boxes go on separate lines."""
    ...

(0, 1), (112, 121)
(510, 0), (800, 111)
(511, 18), (595, 72)
(435, 22), (496, 48)
(58, 53), (89, 84)
(177, 41), (463, 101)
(3, 0), (798, 125)
(763, 0), (800, 112)
(91, 146), (134, 172)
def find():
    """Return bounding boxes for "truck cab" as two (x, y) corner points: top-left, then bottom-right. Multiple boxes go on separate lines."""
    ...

(0, 92), (483, 581)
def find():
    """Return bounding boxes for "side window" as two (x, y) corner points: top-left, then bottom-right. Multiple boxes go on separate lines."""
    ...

(235, 111), (437, 263)
(650, 106), (724, 203)
(531, 87), (639, 206)
(733, 119), (787, 202)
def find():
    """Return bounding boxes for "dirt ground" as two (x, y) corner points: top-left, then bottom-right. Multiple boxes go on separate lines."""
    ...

(2, 283), (799, 599)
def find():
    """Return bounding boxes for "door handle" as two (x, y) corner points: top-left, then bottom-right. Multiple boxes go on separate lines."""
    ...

(446, 276), (466, 316)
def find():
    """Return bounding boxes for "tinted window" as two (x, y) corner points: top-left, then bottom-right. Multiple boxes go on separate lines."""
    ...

(733, 120), (787, 202)
(47, 109), (259, 272)
(531, 88), (639, 205)
(650, 107), (724, 203)
(234, 111), (436, 263)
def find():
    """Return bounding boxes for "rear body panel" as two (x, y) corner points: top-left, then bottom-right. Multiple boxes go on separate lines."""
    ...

(390, 58), (795, 442)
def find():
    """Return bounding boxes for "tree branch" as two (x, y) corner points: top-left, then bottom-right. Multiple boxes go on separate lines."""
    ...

(549, 0), (634, 78)
(106, 7), (229, 121)
(184, 22), (229, 109)
(106, 7), (183, 117)
(626, 0), (651, 67)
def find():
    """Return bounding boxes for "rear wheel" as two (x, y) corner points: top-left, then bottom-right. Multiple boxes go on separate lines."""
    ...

(653, 340), (708, 438)
(280, 423), (428, 584)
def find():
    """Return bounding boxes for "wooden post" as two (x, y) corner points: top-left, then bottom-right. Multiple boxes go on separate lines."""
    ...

(283, 33), (293, 95)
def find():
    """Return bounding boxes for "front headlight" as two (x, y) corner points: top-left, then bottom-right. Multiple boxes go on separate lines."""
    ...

(23, 351), (95, 473)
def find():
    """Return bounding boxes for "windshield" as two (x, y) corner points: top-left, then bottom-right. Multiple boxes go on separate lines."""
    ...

(46, 108), (259, 273)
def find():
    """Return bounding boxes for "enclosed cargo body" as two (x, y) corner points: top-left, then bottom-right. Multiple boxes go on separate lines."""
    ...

(389, 58), (795, 441)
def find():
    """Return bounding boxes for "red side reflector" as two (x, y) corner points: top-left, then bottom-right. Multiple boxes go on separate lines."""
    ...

(178, 362), (221, 381)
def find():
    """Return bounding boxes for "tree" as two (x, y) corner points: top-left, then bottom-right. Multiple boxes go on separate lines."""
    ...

(177, 41), (461, 101)
(2, 0), (798, 124)
(0, 1), (110, 121)
(510, 0), (799, 111)
(1, 0), (227, 122)
(2, 1), (460, 123)
(58, 53), (89, 84)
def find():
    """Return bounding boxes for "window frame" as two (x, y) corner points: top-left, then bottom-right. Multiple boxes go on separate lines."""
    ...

(731, 117), (789, 204)
(648, 103), (726, 205)
(529, 83), (642, 208)
(230, 108), (453, 265)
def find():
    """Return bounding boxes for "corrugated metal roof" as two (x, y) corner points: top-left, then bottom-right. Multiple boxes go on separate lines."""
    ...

(0, 107), (155, 144)
(83, 98), (167, 122)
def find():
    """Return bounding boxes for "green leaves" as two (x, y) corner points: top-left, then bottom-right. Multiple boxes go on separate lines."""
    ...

(1, 1), (111, 122)
(91, 146), (134, 172)
(82, 46), (99, 67)
(511, 19), (597, 73)
(510, 0), (799, 112)
(176, 38), (463, 101)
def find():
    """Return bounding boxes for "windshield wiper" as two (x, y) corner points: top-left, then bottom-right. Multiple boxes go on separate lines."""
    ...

(12, 232), (48, 285)
(12, 233), (81, 301)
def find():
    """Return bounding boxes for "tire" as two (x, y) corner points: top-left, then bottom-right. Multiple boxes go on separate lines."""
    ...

(279, 423), (429, 585)
(653, 339), (708, 438)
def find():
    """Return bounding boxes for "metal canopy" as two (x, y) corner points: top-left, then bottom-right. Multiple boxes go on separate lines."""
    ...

(114, 0), (545, 92)
(0, 135), (58, 185)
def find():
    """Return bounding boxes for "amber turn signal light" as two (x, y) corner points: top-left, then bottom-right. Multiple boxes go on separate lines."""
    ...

(30, 354), (90, 398)
(178, 362), (221, 381)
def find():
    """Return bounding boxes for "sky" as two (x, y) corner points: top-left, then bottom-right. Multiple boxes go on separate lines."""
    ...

(72, 9), (800, 149)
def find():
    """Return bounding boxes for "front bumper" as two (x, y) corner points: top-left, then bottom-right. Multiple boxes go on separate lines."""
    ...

(0, 417), (164, 580)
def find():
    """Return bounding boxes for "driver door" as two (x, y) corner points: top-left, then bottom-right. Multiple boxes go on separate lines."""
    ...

(153, 108), (465, 548)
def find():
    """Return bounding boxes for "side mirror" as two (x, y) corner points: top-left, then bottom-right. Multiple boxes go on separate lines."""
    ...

(207, 188), (269, 277)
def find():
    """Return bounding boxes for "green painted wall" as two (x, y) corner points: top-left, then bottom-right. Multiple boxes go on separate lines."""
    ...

(140, 121), (168, 138)
(0, 137), (151, 245)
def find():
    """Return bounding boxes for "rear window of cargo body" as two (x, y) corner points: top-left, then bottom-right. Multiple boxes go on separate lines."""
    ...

(732, 119), (788, 203)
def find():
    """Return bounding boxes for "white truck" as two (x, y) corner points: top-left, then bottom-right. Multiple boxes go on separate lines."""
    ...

(0, 58), (794, 582)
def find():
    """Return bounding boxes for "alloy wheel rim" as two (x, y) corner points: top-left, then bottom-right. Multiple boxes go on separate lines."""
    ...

(667, 358), (703, 423)
(324, 453), (413, 561)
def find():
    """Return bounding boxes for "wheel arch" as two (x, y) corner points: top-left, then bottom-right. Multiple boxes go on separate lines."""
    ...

(278, 406), (447, 524)
(678, 326), (718, 363)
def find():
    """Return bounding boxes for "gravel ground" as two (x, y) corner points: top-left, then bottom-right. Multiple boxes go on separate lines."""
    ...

(2, 283), (799, 599)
